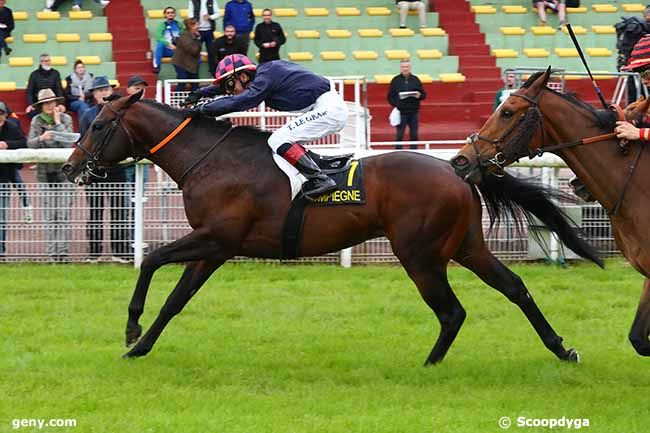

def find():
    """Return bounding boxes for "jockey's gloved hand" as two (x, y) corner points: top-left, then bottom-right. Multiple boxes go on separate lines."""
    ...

(180, 108), (201, 119)
(181, 91), (202, 107)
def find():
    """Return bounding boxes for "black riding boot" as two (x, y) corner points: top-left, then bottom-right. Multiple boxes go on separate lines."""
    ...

(277, 143), (337, 199)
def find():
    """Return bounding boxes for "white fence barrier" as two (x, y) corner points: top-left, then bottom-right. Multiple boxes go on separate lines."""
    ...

(0, 149), (619, 267)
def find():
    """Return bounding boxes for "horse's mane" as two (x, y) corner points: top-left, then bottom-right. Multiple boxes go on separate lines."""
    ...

(138, 99), (270, 138)
(521, 72), (617, 130)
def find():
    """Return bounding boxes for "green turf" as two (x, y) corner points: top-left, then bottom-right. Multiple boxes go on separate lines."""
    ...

(1, 259), (648, 433)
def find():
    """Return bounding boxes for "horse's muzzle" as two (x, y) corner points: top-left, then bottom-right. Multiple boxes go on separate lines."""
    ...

(450, 154), (482, 184)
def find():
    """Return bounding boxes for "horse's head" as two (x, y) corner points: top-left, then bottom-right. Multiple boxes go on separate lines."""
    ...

(62, 90), (144, 185)
(451, 68), (552, 184)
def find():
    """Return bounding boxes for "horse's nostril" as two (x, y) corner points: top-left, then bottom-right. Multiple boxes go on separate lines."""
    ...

(452, 155), (469, 168)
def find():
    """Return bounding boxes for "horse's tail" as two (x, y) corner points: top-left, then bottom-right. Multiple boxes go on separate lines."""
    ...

(475, 172), (604, 268)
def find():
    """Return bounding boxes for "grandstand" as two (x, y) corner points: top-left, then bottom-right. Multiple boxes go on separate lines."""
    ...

(0, 0), (630, 141)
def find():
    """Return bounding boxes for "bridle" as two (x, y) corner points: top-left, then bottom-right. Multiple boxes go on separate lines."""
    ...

(466, 88), (639, 216)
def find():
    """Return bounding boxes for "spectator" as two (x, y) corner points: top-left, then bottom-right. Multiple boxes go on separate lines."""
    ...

(45, 0), (109, 12)
(126, 75), (149, 98)
(213, 24), (246, 61)
(493, 72), (516, 111)
(189, 0), (219, 76)
(0, 101), (26, 258)
(26, 54), (65, 118)
(533, 0), (566, 28)
(64, 59), (93, 120)
(223, 0), (254, 54)
(387, 59), (426, 149)
(153, 6), (183, 74)
(0, 0), (14, 60)
(80, 76), (131, 264)
(254, 8), (285, 63)
(172, 18), (202, 92)
(396, 0), (427, 29)
(26, 89), (74, 262)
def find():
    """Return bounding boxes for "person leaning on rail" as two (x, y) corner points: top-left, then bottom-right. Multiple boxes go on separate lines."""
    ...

(615, 34), (650, 141)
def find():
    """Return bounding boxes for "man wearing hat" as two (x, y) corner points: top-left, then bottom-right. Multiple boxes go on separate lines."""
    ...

(79, 76), (131, 263)
(615, 35), (650, 141)
(0, 100), (26, 257)
(26, 89), (74, 262)
(126, 75), (149, 99)
(25, 54), (65, 118)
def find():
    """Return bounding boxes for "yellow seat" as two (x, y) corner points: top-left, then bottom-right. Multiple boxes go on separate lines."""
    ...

(592, 25), (616, 34)
(23, 34), (48, 43)
(162, 57), (172, 64)
(567, 6), (587, 13)
(592, 4), (618, 12)
(353, 51), (378, 60)
(326, 29), (351, 38)
(12, 11), (28, 20)
(418, 74), (434, 84)
(439, 73), (466, 83)
(36, 11), (61, 20)
(0, 82), (17, 91)
(420, 27), (446, 36)
(358, 28), (383, 37)
(385, 49), (410, 60)
(502, 5), (527, 13)
(320, 51), (346, 60)
(179, 9), (189, 18)
(564, 75), (583, 81)
(587, 47), (612, 57)
(560, 25), (586, 35)
(366, 7), (391, 16)
(492, 48), (519, 58)
(471, 5), (496, 14)
(524, 48), (550, 58)
(555, 48), (578, 57)
(110, 80), (120, 88)
(69, 10), (92, 19)
(51, 56), (67, 66)
(253, 8), (263, 17)
(56, 33), (81, 43)
(9, 57), (34, 67)
(416, 49), (442, 59)
(77, 56), (101, 65)
(389, 28), (415, 37)
(147, 10), (164, 18)
(336, 7), (360, 16)
(288, 52), (313, 61)
(531, 26), (556, 35)
(294, 30), (320, 39)
(622, 4), (645, 12)
(4, 36), (13, 44)
(88, 33), (113, 42)
(274, 8), (298, 17)
(373, 74), (394, 84)
(304, 8), (328, 16)
(501, 27), (526, 35)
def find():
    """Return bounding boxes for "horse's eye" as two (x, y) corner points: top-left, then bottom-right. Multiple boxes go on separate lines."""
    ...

(501, 109), (513, 119)
(92, 123), (104, 131)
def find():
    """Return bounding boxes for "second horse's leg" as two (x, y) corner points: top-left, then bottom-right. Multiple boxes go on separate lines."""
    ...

(628, 278), (650, 356)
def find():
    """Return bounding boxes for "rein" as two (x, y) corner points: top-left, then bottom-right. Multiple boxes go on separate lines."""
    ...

(178, 126), (234, 187)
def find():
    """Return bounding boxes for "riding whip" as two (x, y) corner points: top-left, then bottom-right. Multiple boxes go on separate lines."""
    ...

(566, 23), (608, 109)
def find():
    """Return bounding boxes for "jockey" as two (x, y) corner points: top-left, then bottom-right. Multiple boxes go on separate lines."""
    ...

(183, 54), (348, 199)
(616, 35), (650, 140)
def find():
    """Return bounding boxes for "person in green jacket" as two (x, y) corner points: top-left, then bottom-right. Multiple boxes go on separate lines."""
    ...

(493, 72), (516, 111)
(153, 6), (184, 74)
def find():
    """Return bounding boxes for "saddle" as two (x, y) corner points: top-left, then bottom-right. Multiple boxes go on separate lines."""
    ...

(307, 150), (354, 173)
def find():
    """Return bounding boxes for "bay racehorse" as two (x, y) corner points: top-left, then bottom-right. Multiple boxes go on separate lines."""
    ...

(451, 68), (650, 356)
(62, 90), (601, 364)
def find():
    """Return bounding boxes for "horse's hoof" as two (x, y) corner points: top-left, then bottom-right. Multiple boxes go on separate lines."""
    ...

(564, 348), (580, 363)
(125, 324), (142, 347)
(122, 344), (150, 359)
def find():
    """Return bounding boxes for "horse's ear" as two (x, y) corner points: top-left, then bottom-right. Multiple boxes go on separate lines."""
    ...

(123, 90), (144, 108)
(527, 66), (552, 98)
(637, 94), (650, 113)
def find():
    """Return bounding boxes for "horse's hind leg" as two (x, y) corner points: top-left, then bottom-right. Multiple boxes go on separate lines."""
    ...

(124, 259), (224, 358)
(126, 230), (229, 347)
(456, 247), (579, 362)
(398, 255), (467, 365)
(628, 278), (650, 356)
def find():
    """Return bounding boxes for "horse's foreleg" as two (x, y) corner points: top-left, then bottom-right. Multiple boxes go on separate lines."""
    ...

(124, 259), (224, 358)
(457, 249), (579, 362)
(125, 230), (229, 347)
(629, 278), (650, 356)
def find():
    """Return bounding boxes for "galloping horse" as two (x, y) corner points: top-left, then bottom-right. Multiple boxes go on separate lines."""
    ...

(62, 90), (601, 364)
(451, 68), (650, 356)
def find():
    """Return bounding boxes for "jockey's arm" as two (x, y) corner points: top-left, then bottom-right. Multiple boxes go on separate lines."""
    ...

(615, 120), (650, 141)
(196, 85), (222, 98)
(198, 74), (272, 117)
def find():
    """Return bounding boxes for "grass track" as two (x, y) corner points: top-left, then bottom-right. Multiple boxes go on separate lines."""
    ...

(1, 260), (648, 433)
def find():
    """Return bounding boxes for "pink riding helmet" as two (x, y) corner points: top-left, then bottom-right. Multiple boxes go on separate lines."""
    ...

(213, 54), (258, 85)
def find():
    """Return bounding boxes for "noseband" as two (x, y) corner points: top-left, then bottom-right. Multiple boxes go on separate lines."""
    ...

(74, 102), (138, 179)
